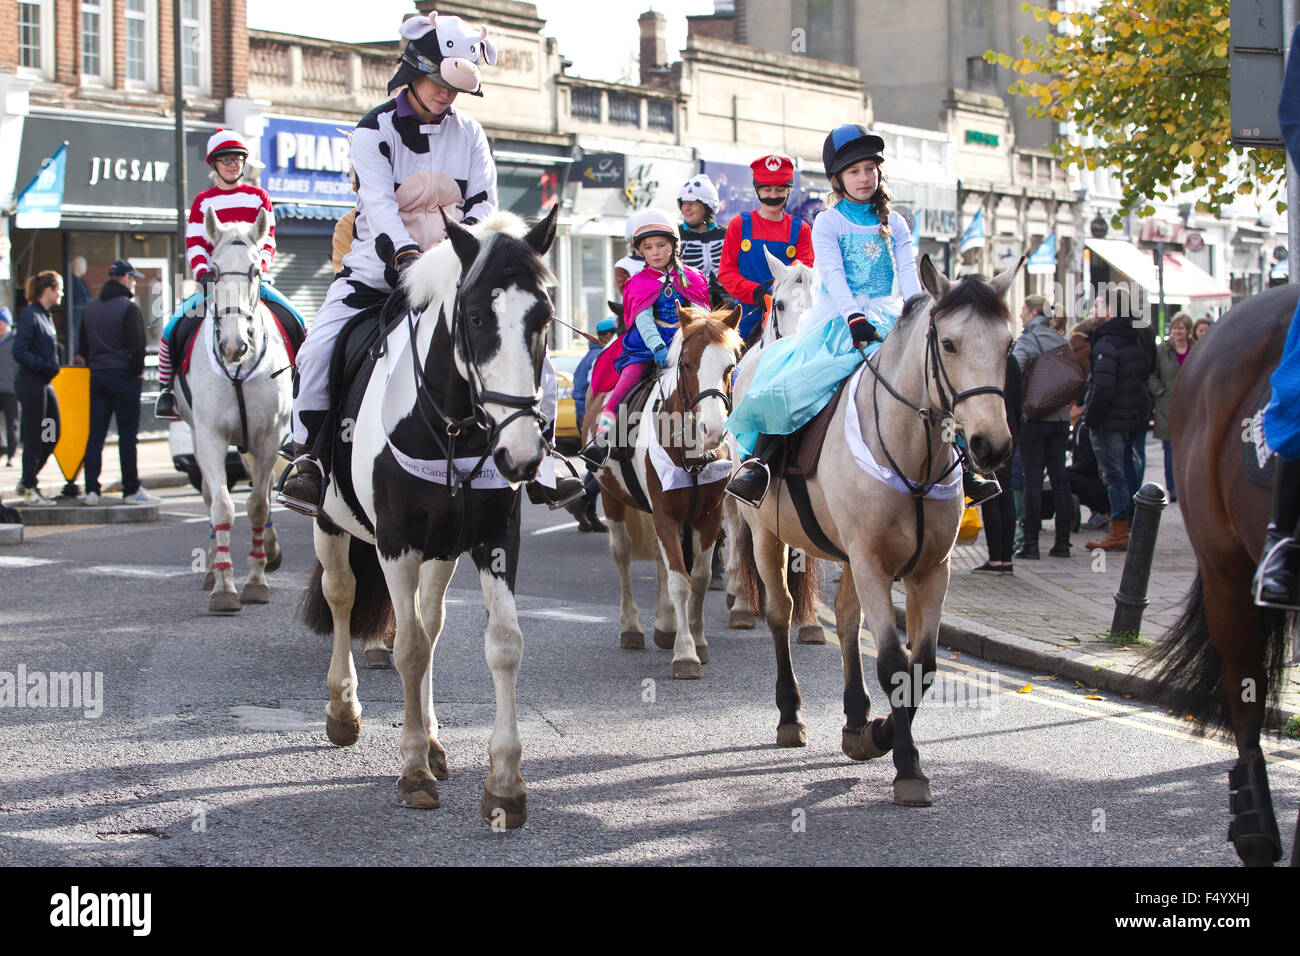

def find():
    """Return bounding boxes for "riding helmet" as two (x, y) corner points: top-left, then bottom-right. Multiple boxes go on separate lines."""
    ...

(822, 125), (885, 179)
(388, 13), (496, 97)
(625, 209), (679, 249)
(206, 129), (249, 164)
(677, 175), (720, 214)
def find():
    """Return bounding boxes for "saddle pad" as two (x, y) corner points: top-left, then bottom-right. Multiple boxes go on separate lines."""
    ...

(1245, 382), (1277, 488)
(789, 374), (853, 478)
(262, 298), (305, 364)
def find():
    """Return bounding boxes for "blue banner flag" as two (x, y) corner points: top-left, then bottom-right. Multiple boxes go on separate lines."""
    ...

(15, 142), (68, 229)
(1027, 233), (1056, 274)
(959, 207), (985, 254)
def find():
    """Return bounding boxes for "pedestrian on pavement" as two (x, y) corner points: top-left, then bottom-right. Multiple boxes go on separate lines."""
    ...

(70, 256), (91, 364)
(973, 353), (1023, 573)
(0, 308), (18, 466)
(716, 152), (814, 345)
(1012, 295), (1075, 559)
(77, 259), (158, 506)
(1056, 404), (1111, 529)
(1192, 315), (1213, 342)
(677, 175), (733, 309)
(12, 271), (64, 506)
(570, 314), (617, 532)
(1148, 311), (1193, 503)
(1082, 288), (1153, 551)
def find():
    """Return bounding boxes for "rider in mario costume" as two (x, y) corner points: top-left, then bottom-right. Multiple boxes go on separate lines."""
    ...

(717, 153), (814, 343)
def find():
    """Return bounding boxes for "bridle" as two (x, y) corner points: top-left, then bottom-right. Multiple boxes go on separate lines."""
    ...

(665, 325), (738, 470)
(205, 258), (267, 454)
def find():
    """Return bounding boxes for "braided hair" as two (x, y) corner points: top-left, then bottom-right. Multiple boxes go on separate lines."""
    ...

(827, 166), (894, 236)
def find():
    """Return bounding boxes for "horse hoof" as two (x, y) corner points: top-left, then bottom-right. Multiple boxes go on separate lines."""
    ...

(653, 629), (676, 649)
(239, 582), (270, 605)
(209, 591), (241, 614)
(264, 548), (283, 574)
(709, 574), (725, 592)
(481, 789), (527, 829)
(427, 740), (449, 780)
(797, 624), (827, 644)
(776, 722), (807, 747)
(728, 609), (755, 629)
(397, 774), (440, 809)
(325, 714), (361, 746)
(726, 593), (735, 609)
(892, 775), (933, 807)
(619, 631), (645, 650)
(202, 570), (215, 591)
(363, 647), (392, 669)
(695, 643), (709, 664)
(841, 726), (884, 761)
(671, 658), (702, 679)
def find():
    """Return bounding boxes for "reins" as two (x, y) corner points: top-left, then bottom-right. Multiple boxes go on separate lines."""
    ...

(207, 264), (268, 455)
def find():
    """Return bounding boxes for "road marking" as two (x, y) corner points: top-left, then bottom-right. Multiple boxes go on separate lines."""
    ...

(77, 564), (192, 579)
(532, 521), (580, 536)
(518, 608), (607, 624)
(0, 556), (55, 568)
(229, 705), (322, 732)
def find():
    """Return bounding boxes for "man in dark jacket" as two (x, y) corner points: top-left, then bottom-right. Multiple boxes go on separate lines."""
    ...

(77, 259), (157, 505)
(0, 309), (17, 466)
(1081, 287), (1152, 550)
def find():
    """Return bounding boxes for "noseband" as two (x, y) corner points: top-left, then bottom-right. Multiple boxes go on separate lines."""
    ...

(668, 327), (738, 468)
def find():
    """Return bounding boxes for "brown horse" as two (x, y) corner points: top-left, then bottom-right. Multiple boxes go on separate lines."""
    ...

(583, 305), (745, 678)
(1146, 282), (1300, 866)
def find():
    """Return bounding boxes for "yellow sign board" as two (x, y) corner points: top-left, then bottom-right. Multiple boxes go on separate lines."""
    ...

(50, 366), (90, 481)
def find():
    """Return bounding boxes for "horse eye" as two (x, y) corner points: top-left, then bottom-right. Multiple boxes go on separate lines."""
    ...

(942, 338), (957, 354)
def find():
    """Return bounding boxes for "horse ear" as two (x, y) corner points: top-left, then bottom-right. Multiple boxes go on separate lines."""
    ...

(989, 255), (1026, 300)
(722, 305), (742, 330)
(525, 205), (559, 256)
(252, 208), (271, 247)
(918, 253), (951, 302)
(676, 301), (696, 327)
(763, 246), (787, 282)
(205, 205), (220, 244)
(441, 208), (480, 272)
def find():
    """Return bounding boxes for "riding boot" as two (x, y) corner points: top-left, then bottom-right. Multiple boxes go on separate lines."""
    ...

(1253, 456), (1300, 609)
(525, 465), (587, 510)
(278, 412), (330, 516)
(579, 438), (610, 470)
(726, 434), (779, 508)
(154, 387), (180, 420)
(962, 464), (1002, 507)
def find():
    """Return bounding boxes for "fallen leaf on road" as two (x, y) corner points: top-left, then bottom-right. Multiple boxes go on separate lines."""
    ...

(1084, 695), (1103, 700)
(1122, 693), (1133, 699)
(1031, 675), (1058, 681)
(1016, 683), (1032, 694)
(953, 651), (961, 660)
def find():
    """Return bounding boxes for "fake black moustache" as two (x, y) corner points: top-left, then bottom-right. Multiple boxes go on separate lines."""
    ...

(758, 196), (787, 206)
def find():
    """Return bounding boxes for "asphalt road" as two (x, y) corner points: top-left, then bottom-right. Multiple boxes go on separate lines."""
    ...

(1, 486), (1296, 866)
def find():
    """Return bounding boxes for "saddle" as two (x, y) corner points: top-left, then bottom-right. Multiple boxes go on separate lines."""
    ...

(172, 296), (305, 407)
(780, 374), (853, 479)
(608, 374), (659, 463)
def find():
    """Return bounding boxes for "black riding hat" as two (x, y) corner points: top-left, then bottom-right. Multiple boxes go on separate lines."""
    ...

(823, 125), (885, 179)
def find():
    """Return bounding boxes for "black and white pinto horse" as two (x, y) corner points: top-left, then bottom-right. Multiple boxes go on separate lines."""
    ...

(299, 208), (558, 828)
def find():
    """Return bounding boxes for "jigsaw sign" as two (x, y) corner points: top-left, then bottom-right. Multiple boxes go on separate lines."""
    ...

(261, 117), (355, 205)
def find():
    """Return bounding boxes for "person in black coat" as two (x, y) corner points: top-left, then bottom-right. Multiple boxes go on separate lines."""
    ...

(1082, 288), (1154, 550)
(973, 353), (1023, 573)
(12, 271), (64, 505)
(77, 259), (154, 504)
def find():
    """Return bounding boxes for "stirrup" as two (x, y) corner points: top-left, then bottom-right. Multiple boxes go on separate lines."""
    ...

(1252, 535), (1300, 611)
(580, 438), (610, 470)
(724, 459), (772, 509)
(275, 454), (326, 517)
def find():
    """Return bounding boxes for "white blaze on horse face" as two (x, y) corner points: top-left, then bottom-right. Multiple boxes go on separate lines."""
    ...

(485, 284), (545, 471)
(208, 224), (263, 365)
(692, 341), (735, 453)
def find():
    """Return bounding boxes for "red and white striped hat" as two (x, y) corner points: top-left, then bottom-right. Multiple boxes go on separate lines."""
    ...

(205, 129), (249, 163)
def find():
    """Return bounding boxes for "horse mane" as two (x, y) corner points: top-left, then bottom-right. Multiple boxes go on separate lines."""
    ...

(929, 275), (1013, 325)
(402, 212), (555, 312)
(672, 307), (744, 357)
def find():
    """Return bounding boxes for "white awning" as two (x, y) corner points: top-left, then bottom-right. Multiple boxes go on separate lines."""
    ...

(1085, 238), (1232, 302)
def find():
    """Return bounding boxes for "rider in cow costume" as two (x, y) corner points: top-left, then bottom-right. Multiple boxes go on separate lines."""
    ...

(278, 12), (582, 515)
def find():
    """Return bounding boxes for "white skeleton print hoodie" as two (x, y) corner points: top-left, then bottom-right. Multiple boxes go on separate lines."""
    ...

(340, 90), (497, 296)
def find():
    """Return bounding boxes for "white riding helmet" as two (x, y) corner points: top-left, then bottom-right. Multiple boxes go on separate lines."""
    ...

(677, 175), (720, 214)
(625, 208), (679, 249)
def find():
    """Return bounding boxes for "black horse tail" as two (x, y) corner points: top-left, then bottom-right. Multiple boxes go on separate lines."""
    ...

(735, 518), (764, 616)
(788, 549), (819, 627)
(1142, 573), (1293, 732)
(297, 538), (395, 644)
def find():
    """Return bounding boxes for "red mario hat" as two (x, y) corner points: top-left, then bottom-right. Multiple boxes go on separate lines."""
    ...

(750, 153), (794, 186)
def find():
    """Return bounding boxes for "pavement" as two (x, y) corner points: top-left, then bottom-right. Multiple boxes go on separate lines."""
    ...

(3, 436), (1298, 726)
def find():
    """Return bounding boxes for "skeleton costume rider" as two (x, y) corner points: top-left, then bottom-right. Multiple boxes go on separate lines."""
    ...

(279, 13), (582, 515)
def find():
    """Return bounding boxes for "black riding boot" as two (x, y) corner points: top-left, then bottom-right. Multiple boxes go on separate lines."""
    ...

(726, 434), (779, 508)
(961, 455), (1002, 507)
(277, 411), (329, 517)
(1253, 456), (1300, 610)
(154, 387), (179, 420)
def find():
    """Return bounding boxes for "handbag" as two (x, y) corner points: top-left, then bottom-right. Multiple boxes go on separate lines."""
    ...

(1023, 341), (1085, 420)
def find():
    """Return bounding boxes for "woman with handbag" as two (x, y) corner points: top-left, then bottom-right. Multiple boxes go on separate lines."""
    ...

(1012, 296), (1083, 559)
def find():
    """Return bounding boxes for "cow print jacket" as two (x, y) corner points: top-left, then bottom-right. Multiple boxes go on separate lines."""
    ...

(342, 90), (497, 292)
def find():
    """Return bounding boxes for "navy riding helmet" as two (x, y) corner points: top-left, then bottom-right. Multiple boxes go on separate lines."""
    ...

(822, 124), (885, 179)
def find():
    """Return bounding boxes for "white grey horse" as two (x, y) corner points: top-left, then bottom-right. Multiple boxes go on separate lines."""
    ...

(733, 255), (1021, 807)
(176, 207), (292, 613)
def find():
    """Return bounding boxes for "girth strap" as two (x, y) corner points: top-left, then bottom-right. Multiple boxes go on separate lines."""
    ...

(619, 456), (653, 514)
(784, 471), (849, 563)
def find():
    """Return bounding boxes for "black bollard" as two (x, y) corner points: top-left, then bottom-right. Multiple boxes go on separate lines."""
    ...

(1110, 482), (1168, 641)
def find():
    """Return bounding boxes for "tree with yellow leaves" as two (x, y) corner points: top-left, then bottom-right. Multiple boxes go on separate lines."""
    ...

(987, 0), (1286, 228)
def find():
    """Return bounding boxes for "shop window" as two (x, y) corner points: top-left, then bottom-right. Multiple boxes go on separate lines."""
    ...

(18, 1), (52, 79)
(81, 0), (113, 86)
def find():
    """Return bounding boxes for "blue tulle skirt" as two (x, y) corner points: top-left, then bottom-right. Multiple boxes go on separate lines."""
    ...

(1264, 297), (1300, 460)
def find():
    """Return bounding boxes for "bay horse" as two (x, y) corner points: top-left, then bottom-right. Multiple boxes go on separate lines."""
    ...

(298, 208), (558, 827)
(582, 305), (743, 678)
(724, 248), (824, 641)
(177, 207), (291, 613)
(1146, 282), (1300, 866)
(734, 254), (1020, 806)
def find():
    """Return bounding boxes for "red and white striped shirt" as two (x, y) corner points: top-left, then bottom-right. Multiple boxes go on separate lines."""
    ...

(186, 184), (277, 279)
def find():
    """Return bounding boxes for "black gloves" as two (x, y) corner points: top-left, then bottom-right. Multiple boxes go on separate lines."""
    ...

(847, 313), (879, 346)
(752, 285), (769, 308)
